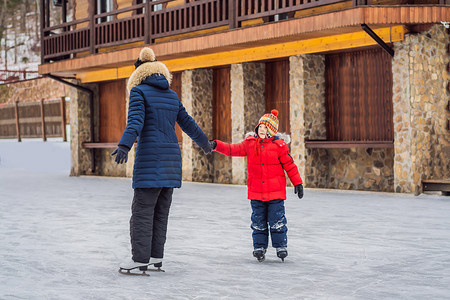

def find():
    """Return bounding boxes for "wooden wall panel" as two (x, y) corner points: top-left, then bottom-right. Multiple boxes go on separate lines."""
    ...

(171, 72), (183, 145)
(213, 67), (232, 142)
(325, 47), (393, 142)
(75, 0), (90, 28)
(265, 59), (290, 134)
(117, 0), (133, 18)
(99, 80), (127, 143)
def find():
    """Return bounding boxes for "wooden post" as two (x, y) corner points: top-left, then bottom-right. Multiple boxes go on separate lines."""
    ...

(14, 101), (21, 142)
(40, 99), (47, 141)
(229, 0), (237, 29)
(145, 0), (151, 44)
(40, 0), (46, 64)
(60, 96), (67, 141)
(89, 0), (96, 54)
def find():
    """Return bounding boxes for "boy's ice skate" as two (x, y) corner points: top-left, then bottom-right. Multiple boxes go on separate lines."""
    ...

(118, 258), (164, 276)
(253, 248), (266, 262)
(276, 247), (288, 262)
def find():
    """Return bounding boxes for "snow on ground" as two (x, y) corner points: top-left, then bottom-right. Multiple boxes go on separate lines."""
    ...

(0, 139), (449, 299)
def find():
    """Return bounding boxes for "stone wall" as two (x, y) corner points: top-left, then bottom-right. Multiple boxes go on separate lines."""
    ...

(393, 25), (450, 193)
(1, 77), (67, 104)
(291, 54), (326, 186)
(230, 64), (246, 184)
(298, 54), (328, 187)
(328, 148), (394, 191)
(181, 70), (194, 181)
(306, 148), (330, 188)
(69, 81), (97, 176)
(96, 149), (127, 176)
(243, 63), (266, 133)
(190, 69), (214, 183)
(306, 147), (394, 191)
(392, 32), (414, 193)
(227, 62), (266, 184)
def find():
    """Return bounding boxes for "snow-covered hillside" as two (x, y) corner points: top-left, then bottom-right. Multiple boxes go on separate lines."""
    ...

(1, 12), (41, 74)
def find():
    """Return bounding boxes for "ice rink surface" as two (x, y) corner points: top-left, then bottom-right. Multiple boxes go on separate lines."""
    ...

(0, 139), (449, 299)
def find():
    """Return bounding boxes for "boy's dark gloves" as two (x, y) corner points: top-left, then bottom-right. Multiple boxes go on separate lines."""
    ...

(210, 140), (217, 150)
(294, 184), (304, 199)
(111, 145), (130, 164)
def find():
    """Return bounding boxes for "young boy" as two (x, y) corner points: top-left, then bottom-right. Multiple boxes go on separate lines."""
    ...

(211, 109), (303, 262)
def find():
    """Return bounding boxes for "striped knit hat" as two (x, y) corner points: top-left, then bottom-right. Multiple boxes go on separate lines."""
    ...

(255, 109), (279, 137)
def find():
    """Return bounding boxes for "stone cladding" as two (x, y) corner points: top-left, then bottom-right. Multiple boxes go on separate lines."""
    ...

(181, 70), (194, 181)
(190, 69), (214, 183)
(327, 148), (394, 191)
(230, 64), (246, 184)
(69, 81), (97, 176)
(1, 77), (67, 104)
(243, 63), (266, 133)
(228, 62), (266, 184)
(393, 25), (450, 194)
(96, 149), (126, 176)
(292, 55), (328, 187)
(290, 55), (326, 186)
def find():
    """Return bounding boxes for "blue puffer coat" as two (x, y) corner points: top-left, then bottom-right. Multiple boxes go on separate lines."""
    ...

(118, 74), (211, 188)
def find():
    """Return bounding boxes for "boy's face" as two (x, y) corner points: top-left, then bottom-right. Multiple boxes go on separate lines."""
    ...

(258, 124), (268, 139)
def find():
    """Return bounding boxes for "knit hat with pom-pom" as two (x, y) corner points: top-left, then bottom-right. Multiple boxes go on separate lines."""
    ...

(134, 47), (157, 69)
(255, 109), (279, 137)
(127, 47), (172, 92)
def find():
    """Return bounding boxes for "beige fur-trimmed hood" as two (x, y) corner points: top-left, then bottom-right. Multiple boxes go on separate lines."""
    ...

(245, 131), (291, 144)
(127, 62), (172, 93)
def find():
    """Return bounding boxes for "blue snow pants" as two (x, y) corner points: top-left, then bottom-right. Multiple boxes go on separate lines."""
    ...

(250, 199), (287, 249)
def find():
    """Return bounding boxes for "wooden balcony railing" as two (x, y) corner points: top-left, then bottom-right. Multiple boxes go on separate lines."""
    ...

(40, 0), (448, 63)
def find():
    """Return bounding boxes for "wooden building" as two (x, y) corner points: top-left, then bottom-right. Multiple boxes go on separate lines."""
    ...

(38, 0), (450, 194)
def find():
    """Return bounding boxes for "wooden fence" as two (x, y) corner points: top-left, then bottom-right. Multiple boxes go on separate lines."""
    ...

(0, 97), (68, 141)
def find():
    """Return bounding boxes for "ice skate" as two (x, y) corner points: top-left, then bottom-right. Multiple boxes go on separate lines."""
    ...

(253, 248), (266, 262)
(145, 257), (165, 272)
(276, 247), (288, 262)
(118, 260), (152, 276)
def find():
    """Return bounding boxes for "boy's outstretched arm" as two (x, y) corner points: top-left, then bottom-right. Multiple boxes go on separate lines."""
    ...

(214, 140), (247, 157)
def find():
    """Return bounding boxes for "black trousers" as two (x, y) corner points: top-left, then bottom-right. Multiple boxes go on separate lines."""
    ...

(130, 187), (174, 263)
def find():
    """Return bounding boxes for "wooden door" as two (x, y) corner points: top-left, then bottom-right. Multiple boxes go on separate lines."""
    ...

(99, 80), (126, 143)
(265, 59), (290, 134)
(213, 66), (232, 142)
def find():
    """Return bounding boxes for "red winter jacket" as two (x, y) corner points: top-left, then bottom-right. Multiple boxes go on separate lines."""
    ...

(214, 135), (302, 201)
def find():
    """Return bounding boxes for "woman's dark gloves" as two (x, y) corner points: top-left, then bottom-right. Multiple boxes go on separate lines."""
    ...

(111, 145), (130, 164)
(294, 184), (304, 199)
(203, 140), (216, 154)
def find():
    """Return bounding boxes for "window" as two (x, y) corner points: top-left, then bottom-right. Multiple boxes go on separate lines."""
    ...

(97, 0), (113, 23)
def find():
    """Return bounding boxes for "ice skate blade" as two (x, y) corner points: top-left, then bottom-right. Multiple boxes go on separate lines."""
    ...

(118, 268), (150, 276)
(146, 267), (165, 272)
